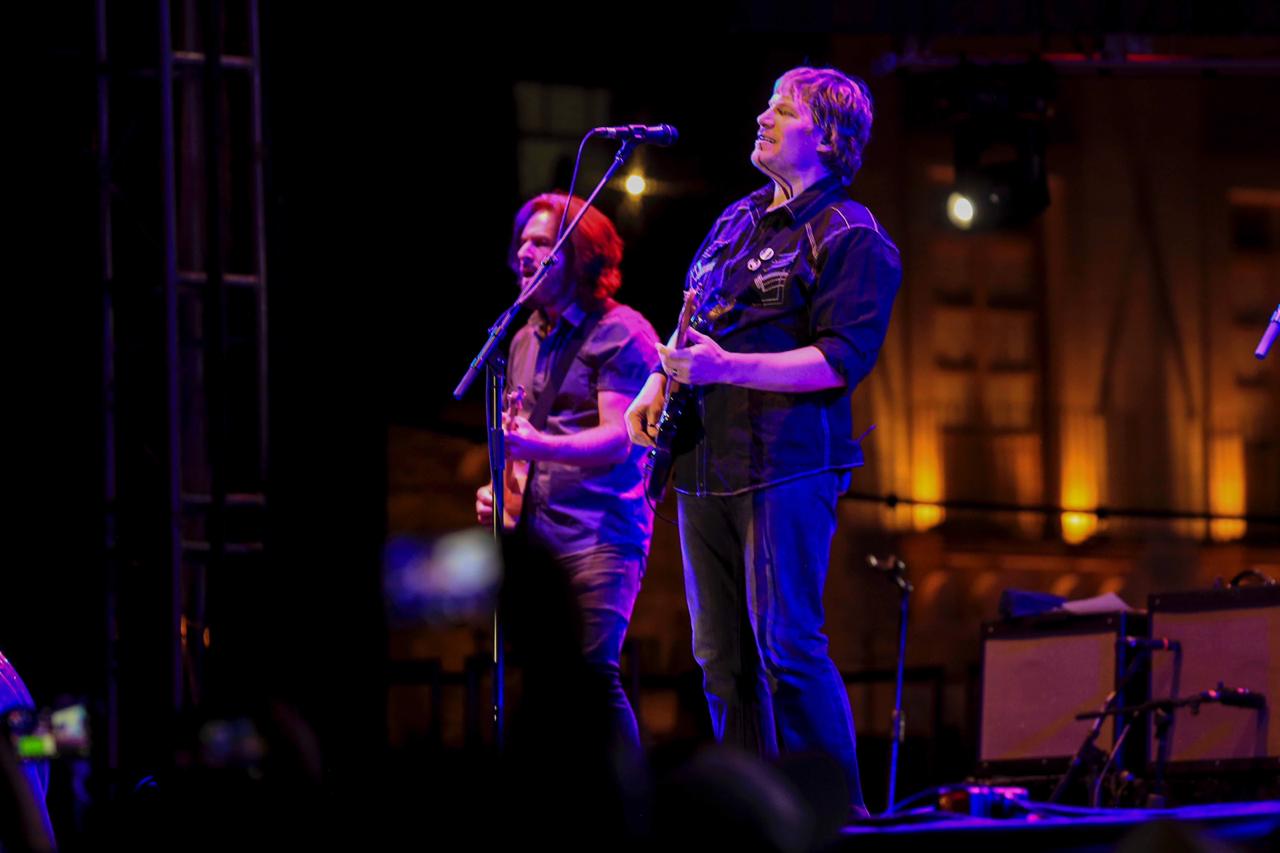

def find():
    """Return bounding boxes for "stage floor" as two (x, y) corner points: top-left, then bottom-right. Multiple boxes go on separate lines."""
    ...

(839, 800), (1280, 852)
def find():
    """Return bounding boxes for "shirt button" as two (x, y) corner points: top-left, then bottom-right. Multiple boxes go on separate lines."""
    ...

(759, 247), (775, 261)
(747, 258), (761, 271)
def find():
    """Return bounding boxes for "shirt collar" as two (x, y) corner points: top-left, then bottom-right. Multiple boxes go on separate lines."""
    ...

(749, 173), (847, 224)
(531, 301), (587, 338)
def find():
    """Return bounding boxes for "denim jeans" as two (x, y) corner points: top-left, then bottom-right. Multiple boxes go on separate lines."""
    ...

(558, 544), (646, 749)
(677, 471), (864, 807)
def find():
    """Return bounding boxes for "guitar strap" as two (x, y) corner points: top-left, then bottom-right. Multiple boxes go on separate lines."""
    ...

(527, 309), (604, 430)
(511, 309), (604, 537)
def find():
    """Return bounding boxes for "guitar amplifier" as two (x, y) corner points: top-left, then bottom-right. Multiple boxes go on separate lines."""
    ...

(1148, 585), (1280, 771)
(976, 611), (1148, 778)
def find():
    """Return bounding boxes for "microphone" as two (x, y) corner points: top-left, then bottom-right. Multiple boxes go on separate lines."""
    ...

(867, 555), (912, 592)
(1256, 304), (1280, 360)
(1122, 636), (1181, 652)
(1204, 685), (1266, 710)
(592, 124), (679, 145)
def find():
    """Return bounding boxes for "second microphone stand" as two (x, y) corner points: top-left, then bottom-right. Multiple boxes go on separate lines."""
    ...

(869, 555), (912, 813)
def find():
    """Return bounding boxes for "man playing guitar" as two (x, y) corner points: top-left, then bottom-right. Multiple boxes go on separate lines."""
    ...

(625, 67), (902, 816)
(476, 193), (659, 748)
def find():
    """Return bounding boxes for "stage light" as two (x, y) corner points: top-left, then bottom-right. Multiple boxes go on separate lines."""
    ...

(947, 192), (975, 229)
(945, 61), (1053, 230)
(625, 174), (646, 196)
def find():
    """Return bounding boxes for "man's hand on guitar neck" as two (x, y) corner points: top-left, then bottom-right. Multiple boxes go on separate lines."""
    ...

(656, 327), (734, 386)
(502, 415), (555, 461)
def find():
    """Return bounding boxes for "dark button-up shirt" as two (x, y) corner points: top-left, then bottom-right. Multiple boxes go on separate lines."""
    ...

(509, 299), (660, 557)
(673, 175), (902, 496)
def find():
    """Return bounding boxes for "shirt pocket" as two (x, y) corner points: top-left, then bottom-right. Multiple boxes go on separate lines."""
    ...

(689, 240), (730, 289)
(747, 248), (801, 307)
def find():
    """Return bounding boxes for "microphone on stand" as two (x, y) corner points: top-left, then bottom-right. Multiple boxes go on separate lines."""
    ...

(1205, 685), (1266, 710)
(868, 554), (912, 592)
(1255, 304), (1280, 360)
(591, 124), (680, 146)
(1122, 636), (1182, 652)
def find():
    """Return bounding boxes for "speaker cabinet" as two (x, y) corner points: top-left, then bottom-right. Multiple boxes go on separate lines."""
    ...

(1149, 585), (1280, 771)
(977, 611), (1148, 778)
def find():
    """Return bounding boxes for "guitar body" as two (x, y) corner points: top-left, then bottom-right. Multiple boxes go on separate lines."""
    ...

(645, 386), (697, 503)
(500, 385), (528, 531)
(502, 458), (528, 531)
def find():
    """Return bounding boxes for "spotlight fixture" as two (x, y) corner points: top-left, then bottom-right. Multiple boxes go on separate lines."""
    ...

(946, 192), (975, 229)
(945, 61), (1054, 230)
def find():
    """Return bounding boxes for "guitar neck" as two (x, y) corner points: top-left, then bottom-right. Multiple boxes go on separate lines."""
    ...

(673, 288), (699, 347)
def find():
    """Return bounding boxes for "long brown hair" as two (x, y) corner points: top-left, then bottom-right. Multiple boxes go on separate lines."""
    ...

(509, 193), (624, 308)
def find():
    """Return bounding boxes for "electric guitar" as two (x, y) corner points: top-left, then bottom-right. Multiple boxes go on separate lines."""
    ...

(499, 384), (528, 530)
(645, 287), (705, 502)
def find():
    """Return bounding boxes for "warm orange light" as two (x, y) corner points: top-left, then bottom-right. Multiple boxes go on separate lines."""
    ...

(1210, 434), (1246, 542)
(1061, 511), (1097, 545)
(1096, 576), (1126, 596)
(1211, 518), (1247, 541)
(1050, 573), (1081, 599)
(1002, 433), (1043, 537)
(913, 502), (944, 530)
(911, 415), (945, 531)
(1061, 412), (1104, 545)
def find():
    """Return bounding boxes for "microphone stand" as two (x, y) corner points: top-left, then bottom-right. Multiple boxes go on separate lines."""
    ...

(869, 555), (912, 812)
(1089, 641), (1178, 807)
(1074, 684), (1266, 807)
(452, 137), (638, 750)
(1147, 641), (1182, 806)
(1049, 641), (1150, 804)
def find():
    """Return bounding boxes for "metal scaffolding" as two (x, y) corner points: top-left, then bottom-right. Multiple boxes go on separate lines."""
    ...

(95, 0), (268, 771)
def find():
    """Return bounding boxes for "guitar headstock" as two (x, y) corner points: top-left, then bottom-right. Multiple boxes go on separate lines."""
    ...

(504, 384), (526, 417)
(675, 285), (705, 347)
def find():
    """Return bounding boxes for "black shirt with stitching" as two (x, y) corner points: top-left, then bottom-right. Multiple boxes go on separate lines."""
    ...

(673, 175), (902, 496)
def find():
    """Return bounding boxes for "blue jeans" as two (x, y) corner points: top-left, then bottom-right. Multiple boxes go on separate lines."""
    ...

(558, 544), (645, 748)
(677, 471), (864, 808)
